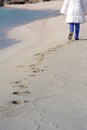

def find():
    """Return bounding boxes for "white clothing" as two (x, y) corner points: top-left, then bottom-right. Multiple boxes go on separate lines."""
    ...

(60, 0), (87, 23)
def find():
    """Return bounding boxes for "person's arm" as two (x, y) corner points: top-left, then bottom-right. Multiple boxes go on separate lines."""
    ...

(83, 0), (87, 15)
(60, 0), (70, 15)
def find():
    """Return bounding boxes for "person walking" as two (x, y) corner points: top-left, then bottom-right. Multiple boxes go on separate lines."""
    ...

(60, 0), (87, 40)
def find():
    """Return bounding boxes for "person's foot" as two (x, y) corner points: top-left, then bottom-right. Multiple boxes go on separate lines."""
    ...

(68, 32), (73, 40)
(75, 38), (79, 40)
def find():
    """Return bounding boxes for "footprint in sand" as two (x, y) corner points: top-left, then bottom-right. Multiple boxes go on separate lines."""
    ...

(31, 66), (45, 73)
(34, 53), (45, 62)
(32, 67), (40, 73)
(12, 84), (29, 89)
(47, 48), (57, 53)
(13, 91), (30, 96)
(33, 69), (45, 73)
(11, 79), (29, 89)
(52, 122), (58, 129)
(29, 74), (36, 77)
(29, 64), (36, 67)
(28, 68), (45, 77)
(29, 63), (44, 73)
(34, 53), (44, 57)
(16, 84), (28, 88)
(11, 80), (22, 84)
(8, 100), (29, 105)
(46, 45), (65, 55)
(11, 100), (22, 105)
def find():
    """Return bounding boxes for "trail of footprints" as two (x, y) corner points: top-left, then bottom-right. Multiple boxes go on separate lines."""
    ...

(10, 54), (47, 105)
(28, 44), (65, 77)
(8, 44), (65, 106)
(10, 80), (30, 105)
(0, 43), (68, 121)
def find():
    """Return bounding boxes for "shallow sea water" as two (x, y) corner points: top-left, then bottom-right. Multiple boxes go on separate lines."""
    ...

(0, 7), (59, 49)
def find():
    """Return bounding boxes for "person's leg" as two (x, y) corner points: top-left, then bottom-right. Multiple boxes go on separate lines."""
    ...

(75, 23), (80, 40)
(68, 23), (74, 40)
(70, 23), (74, 32)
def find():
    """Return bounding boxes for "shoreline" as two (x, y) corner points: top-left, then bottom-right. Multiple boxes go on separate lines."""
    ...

(0, 1), (62, 50)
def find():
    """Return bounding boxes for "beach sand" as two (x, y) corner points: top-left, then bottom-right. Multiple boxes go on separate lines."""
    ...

(0, 1), (87, 130)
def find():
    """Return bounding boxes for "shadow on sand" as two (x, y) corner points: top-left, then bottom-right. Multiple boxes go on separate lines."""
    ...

(79, 39), (87, 41)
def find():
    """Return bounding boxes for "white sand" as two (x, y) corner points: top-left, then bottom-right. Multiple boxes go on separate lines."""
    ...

(0, 1), (87, 130)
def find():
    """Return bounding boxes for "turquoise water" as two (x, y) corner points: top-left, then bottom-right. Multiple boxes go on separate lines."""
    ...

(0, 7), (59, 28)
(0, 7), (59, 49)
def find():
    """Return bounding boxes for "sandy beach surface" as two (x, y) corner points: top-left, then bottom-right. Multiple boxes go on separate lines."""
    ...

(0, 1), (87, 130)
